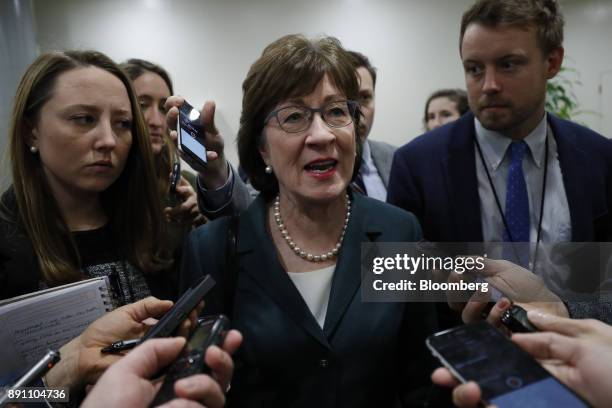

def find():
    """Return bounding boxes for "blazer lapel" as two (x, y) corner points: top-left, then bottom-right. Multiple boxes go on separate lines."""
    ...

(548, 116), (592, 241)
(442, 113), (484, 241)
(323, 193), (375, 338)
(237, 197), (331, 349)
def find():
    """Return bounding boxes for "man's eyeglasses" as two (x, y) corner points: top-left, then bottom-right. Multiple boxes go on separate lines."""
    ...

(264, 100), (359, 133)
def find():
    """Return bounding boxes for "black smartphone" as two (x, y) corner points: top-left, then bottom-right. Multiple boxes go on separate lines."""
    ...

(168, 158), (181, 206)
(141, 275), (215, 341)
(150, 315), (230, 407)
(177, 101), (207, 168)
(501, 305), (539, 333)
(426, 321), (590, 407)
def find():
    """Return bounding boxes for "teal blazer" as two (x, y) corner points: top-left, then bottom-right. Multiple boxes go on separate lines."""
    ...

(180, 192), (437, 407)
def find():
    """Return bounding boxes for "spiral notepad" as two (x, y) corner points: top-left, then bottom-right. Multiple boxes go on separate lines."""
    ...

(0, 277), (116, 385)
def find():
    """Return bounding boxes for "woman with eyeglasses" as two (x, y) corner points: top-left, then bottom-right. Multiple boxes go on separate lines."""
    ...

(175, 34), (437, 407)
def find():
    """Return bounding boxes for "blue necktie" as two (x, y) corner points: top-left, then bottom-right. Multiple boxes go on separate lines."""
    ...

(503, 141), (530, 266)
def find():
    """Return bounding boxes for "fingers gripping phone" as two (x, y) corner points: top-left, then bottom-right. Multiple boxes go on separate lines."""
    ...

(427, 322), (590, 407)
(177, 101), (208, 168)
(150, 315), (230, 407)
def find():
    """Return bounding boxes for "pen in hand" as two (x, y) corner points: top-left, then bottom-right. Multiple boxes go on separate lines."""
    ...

(101, 338), (141, 354)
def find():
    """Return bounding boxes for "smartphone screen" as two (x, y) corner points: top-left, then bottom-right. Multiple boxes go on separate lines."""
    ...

(185, 315), (229, 356)
(178, 102), (207, 166)
(427, 322), (589, 407)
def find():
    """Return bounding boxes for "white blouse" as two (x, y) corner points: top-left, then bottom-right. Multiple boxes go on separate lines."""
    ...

(287, 265), (335, 329)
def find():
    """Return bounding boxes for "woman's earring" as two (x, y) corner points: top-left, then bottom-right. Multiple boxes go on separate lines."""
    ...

(265, 165), (273, 174)
(30, 146), (38, 154)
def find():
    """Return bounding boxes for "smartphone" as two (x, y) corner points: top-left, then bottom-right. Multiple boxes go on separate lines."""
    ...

(501, 304), (539, 333)
(177, 101), (207, 168)
(168, 158), (181, 206)
(150, 315), (230, 407)
(426, 321), (590, 407)
(141, 275), (215, 341)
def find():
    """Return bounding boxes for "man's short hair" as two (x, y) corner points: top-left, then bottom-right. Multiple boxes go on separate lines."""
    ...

(460, 0), (564, 55)
(348, 51), (377, 88)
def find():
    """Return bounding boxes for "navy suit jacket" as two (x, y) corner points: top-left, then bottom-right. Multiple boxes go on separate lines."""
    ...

(388, 112), (612, 243)
(180, 193), (437, 408)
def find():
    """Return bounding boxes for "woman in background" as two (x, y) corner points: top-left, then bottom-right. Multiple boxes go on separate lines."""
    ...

(423, 88), (469, 131)
(122, 59), (203, 272)
(0, 50), (176, 302)
(121, 59), (201, 216)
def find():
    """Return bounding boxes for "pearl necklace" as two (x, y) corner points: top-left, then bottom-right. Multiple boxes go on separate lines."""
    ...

(273, 194), (351, 262)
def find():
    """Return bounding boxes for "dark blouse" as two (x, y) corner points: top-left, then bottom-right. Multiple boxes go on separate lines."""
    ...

(0, 187), (177, 303)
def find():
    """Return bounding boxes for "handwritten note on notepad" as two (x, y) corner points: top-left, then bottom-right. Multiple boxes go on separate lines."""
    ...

(0, 277), (115, 385)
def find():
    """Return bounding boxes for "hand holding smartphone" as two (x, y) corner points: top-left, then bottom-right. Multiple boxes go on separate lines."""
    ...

(101, 275), (215, 354)
(427, 322), (589, 407)
(150, 315), (230, 407)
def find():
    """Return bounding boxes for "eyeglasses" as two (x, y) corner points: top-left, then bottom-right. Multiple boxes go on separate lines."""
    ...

(264, 100), (359, 133)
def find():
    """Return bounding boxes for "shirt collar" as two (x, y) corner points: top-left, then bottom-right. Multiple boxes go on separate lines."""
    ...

(474, 113), (547, 171)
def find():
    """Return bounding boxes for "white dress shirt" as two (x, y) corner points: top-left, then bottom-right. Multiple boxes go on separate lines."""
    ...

(474, 113), (572, 244)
